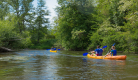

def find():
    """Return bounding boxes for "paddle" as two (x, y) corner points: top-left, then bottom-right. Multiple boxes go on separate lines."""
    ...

(83, 45), (107, 56)
(103, 43), (115, 59)
(57, 49), (61, 50)
(46, 49), (51, 50)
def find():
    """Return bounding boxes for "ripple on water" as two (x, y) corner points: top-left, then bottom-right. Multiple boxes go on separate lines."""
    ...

(0, 50), (138, 80)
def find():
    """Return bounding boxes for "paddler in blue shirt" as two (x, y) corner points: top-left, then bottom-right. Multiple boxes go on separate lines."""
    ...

(107, 46), (117, 56)
(51, 47), (54, 51)
(54, 48), (56, 50)
(91, 45), (104, 56)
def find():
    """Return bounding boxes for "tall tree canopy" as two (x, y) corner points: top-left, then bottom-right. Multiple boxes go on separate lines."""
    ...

(30, 0), (49, 43)
(51, 0), (138, 53)
(54, 0), (97, 50)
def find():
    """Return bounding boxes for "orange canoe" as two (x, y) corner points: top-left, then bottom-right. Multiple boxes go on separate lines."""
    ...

(87, 54), (126, 60)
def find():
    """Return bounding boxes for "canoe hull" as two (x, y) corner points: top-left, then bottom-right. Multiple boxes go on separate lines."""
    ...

(87, 54), (126, 60)
(50, 50), (57, 52)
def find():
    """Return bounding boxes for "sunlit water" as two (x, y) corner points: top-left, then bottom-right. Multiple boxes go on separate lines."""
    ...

(0, 50), (138, 80)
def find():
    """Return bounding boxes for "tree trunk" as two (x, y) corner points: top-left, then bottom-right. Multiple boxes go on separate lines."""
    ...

(0, 47), (14, 52)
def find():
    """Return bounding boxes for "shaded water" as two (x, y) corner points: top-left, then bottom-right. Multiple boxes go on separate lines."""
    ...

(0, 50), (138, 80)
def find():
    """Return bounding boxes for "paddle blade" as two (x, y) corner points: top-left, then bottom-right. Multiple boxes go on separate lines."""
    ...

(83, 53), (88, 56)
(113, 43), (115, 46)
(46, 49), (50, 50)
(102, 45), (107, 48)
(57, 49), (61, 50)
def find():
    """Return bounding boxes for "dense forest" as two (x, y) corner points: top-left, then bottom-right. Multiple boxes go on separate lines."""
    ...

(0, 0), (55, 50)
(0, 0), (138, 53)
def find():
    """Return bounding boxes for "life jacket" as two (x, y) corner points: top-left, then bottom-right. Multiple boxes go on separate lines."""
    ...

(111, 50), (117, 56)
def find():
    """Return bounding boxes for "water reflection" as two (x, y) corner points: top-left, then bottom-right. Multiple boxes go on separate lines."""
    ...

(0, 50), (138, 80)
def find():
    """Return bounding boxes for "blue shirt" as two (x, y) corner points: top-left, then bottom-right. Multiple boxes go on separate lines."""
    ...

(94, 48), (103, 56)
(111, 50), (117, 56)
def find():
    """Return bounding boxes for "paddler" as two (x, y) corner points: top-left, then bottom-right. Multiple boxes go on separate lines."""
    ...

(107, 46), (117, 56)
(91, 45), (104, 56)
(51, 47), (54, 51)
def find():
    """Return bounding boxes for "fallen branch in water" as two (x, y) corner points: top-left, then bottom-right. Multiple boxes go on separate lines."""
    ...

(0, 47), (14, 52)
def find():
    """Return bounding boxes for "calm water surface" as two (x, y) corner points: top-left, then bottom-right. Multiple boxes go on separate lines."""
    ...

(0, 50), (138, 80)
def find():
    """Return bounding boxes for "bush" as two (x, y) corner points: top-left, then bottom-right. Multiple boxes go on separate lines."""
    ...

(28, 39), (57, 49)
(0, 19), (19, 48)
(0, 18), (32, 49)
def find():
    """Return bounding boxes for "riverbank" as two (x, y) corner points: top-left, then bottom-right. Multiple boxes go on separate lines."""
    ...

(1, 46), (137, 55)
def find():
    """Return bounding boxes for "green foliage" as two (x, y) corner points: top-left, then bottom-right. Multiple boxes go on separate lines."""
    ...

(71, 30), (86, 39)
(7, 0), (34, 33)
(0, 17), (32, 49)
(87, 32), (102, 50)
(0, 18), (18, 47)
(0, 0), (56, 50)
(54, 0), (138, 53)
(30, 0), (49, 43)
(28, 39), (56, 49)
(1, 0), (138, 53)
(0, 0), (9, 20)
(55, 0), (97, 50)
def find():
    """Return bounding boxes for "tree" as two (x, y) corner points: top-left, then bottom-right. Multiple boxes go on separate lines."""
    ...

(118, 0), (138, 53)
(7, 0), (34, 33)
(55, 0), (97, 50)
(31, 0), (49, 43)
(0, 0), (10, 20)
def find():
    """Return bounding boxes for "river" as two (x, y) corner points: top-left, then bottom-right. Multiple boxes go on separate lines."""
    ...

(0, 50), (138, 80)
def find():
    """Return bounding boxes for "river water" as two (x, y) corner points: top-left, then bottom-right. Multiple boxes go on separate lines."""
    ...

(0, 50), (138, 80)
